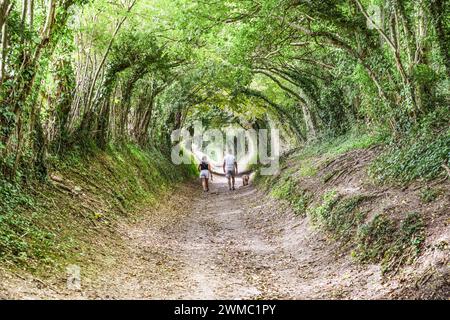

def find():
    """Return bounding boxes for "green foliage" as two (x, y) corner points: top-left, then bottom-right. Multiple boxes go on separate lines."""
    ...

(354, 212), (425, 274)
(307, 190), (340, 222)
(369, 127), (450, 184)
(251, 165), (271, 190)
(309, 193), (369, 243)
(413, 64), (439, 85)
(297, 127), (386, 161)
(0, 180), (58, 267)
(0, 144), (195, 272)
(0, 0), (448, 282)
(387, 212), (425, 264)
(297, 159), (318, 177)
(419, 187), (439, 204)
(266, 174), (426, 274)
(354, 213), (397, 264)
(270, 177), (311, 216)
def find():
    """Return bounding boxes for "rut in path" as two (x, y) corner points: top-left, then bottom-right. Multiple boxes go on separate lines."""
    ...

(73, 175), (395, 299)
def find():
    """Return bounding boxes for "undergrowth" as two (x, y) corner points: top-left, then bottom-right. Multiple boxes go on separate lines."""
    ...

(353, 212), (425, 274)
(296, 126), (385, 161)
(308, 191), (369, 244)
(0, 181), (58, 267)
(263, 127), (384, 185)
(0, 144), (196, 274)
(419, 187), (440, 204)
(369, 113), (450, 185)
(270, 177), (311, 216)
(255, 124), (428, 274)
(252, 123), (438, 274)
(309, 191), (425, 274)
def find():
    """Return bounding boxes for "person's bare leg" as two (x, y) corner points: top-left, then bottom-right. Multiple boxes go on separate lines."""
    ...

(227, 176), (231, 190)
(232, 176), (235, 190)
(205, 178), (209, 191)
(202, 178), (207, 191)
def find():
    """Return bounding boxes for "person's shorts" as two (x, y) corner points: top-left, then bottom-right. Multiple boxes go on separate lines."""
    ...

(200, 170), (210, 179)
(225, 169), (235, 178)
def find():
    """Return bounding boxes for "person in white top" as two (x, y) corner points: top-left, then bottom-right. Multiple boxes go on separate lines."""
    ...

(223, 149), (238, 191)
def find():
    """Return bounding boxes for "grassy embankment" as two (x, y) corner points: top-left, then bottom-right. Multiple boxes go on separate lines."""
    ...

(255, 123), (449, 275)
(0, 144), (197, 277)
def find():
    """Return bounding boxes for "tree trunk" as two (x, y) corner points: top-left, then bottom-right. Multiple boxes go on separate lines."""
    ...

(429, 0), (450, 77)
(0, 0), (12, 83)
(354, 0), (417, 114)
(27, 0), (33, 26)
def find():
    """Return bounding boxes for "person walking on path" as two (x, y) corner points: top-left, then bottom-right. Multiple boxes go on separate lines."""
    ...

(223, 150), (238, 191)
(198, 156), (213, 192)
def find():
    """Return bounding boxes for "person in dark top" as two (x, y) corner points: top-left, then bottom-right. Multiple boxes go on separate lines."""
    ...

(198, 155), (213, 192)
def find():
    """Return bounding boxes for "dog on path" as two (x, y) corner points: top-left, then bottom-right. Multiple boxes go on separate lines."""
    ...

(242, 174), (249, 186)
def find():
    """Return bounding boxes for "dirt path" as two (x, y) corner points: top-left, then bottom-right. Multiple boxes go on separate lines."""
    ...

(61, 176), (399, 299)
(2, 177), (403, 299)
